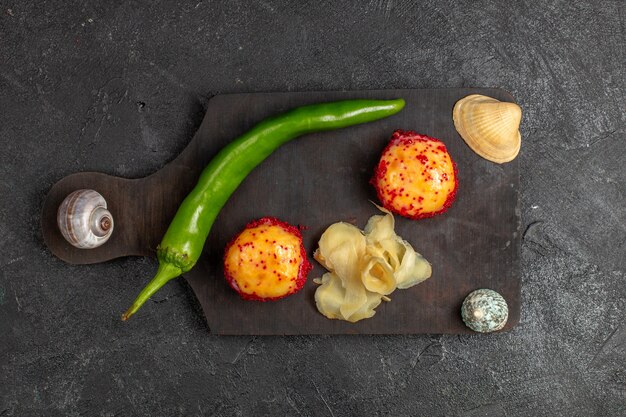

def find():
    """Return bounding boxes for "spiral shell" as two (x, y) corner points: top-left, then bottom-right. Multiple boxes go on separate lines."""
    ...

(453, 94), (522, 164)
(461, 289), (508, 333)
(57, 189), (114, 249)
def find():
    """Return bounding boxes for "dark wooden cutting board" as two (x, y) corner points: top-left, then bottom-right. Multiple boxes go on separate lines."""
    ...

(41, 88), (521, 335)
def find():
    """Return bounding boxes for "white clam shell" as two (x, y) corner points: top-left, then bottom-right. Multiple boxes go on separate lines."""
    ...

(57, 189), (114, 249)
(453, 94), (522, 164)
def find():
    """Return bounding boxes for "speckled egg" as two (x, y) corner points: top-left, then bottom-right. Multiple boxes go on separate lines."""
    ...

(461, 289), (508, 333)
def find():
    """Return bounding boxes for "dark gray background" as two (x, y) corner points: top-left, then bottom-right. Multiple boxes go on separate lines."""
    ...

(1, 1), (624, 416)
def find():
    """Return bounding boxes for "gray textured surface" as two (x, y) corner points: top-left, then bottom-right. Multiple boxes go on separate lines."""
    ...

(0, 1), (624, 416)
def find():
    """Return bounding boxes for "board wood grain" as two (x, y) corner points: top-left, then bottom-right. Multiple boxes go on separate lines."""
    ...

(41, 88), (521, 335)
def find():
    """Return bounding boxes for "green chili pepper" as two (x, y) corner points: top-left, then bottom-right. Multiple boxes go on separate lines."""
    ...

(122, 98), (405, 320)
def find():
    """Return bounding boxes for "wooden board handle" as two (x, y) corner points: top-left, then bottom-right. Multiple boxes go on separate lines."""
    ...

(41, 166), (199, 264)
(40, 90), (217, 264)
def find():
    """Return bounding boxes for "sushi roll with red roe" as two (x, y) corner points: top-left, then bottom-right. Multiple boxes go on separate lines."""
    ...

(372, 130), (458, 220)
(224, 217), (312, 301)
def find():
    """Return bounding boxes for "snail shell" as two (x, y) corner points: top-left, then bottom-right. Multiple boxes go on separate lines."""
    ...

(57, 189), (114, 249)
(461, 288), (509, 333)
(452, 94), (522, 164)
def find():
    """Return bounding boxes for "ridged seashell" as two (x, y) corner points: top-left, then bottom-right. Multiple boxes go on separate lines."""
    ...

(461, 289), (508, 333)
(57, 189), (114, 249)
(452, 94), (522, 163)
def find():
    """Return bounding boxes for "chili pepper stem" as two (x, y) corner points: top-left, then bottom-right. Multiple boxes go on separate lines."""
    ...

(121, 262), (182, 321)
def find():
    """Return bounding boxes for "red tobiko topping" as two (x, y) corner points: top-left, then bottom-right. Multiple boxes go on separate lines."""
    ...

(371, 130), (459, 220)
(223, 217), (312, 302)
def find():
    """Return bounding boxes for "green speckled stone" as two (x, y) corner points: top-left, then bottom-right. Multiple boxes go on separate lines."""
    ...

(461, 289), (508, 333)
